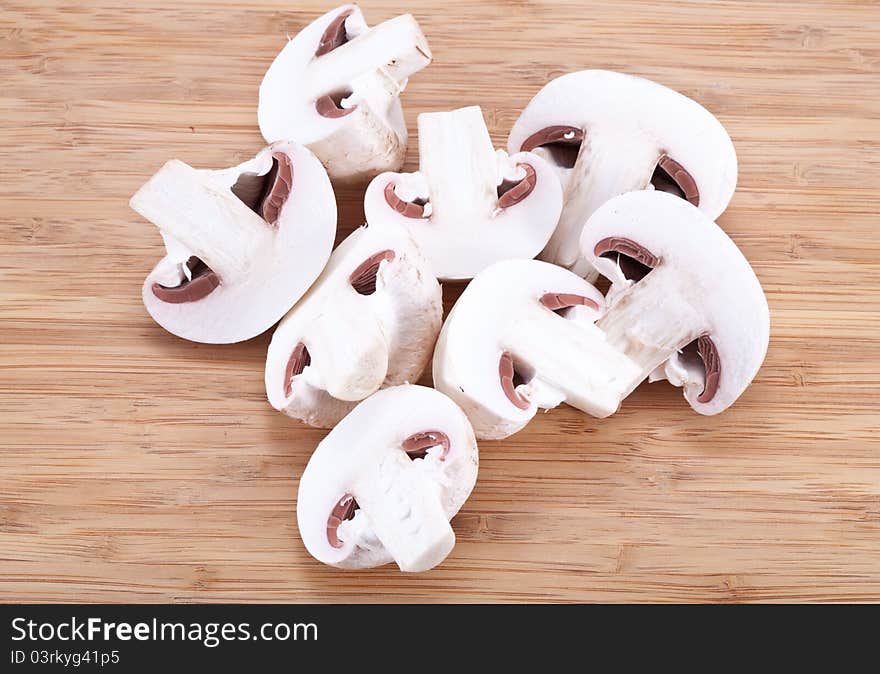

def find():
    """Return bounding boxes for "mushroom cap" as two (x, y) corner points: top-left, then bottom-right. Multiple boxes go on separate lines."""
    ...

(297, 384), (478, 571)
(258, 5), (431, 184)
(581, 190), (770, 415)
(364, 106), (564, 280)
(265, 219), (442, 428)
(133, 141), (336, 344)
(508, 70), (737, 267)
(433, 259), (607, 439)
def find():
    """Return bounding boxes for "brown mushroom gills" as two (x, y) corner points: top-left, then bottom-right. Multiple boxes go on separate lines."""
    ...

(497, 163), (537, 208)
(520, 125), (584, 169)
(283, 342), (311, 397)
(499, 352), (530, 410)
(315, 89), (357, 119)
(315, 9), (354, 57)
(383, 182), (428, 219)
(694, 334), (720, 403)
(151, 256), (220, 304)
(651, 155), (699, 207)
(231, 152), (294, 226)
(327, 494), (359, 549)
(402, 431), (450, 461)
(594, 236), (659, 283)
(594, 237), (720, 403)
(349, 250), (396, 295)
(540, 292), (599, 313)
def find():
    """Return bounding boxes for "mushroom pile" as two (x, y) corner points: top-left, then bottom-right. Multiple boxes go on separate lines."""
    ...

(130, 5), (769, 573)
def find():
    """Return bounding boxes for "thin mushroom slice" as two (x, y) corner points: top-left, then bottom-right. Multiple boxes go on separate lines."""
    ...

(508, 70), (737, 275)
(581, 190), (769, 415)
(297, 385), (479, 572)
(265, 220), (442, 429)
(130, 141), (336, 344)
(259, 5), (433, 184)
(433, 259), (639, 440)
(364, 106), (563, 280)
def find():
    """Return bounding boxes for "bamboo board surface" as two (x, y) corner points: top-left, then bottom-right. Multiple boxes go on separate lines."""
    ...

(2, 0), (880, 603)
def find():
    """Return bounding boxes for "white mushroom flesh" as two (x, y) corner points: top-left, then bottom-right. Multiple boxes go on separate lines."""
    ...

(364, 106), (563, 280)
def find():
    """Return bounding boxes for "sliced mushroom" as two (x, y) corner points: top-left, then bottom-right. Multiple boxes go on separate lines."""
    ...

(297, 384), (478, 572)
(129, 142), (336, 344)
(432, 259), (638, 439)
(259, 5), (432, 184)
(363, 106), (563, 280)
(581, 190), (769, 415)
(265, 220), (442, 428)
(507, 70), (737, 276)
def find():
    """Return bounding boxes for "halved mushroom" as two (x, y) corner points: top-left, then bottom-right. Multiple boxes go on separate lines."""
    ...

(432, 259), (638, 439)
(265, 219), (442, 428)
(364, 106), (563, 280)
(258, 5), (432, 184)
(580, 190), (769, 415)
(297, 384), (478, 572)
(507, 70), (737, 276)
(130, 141), (336, 344)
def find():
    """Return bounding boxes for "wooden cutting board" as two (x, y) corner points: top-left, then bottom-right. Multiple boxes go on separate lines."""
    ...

(2, 0), (879, 603)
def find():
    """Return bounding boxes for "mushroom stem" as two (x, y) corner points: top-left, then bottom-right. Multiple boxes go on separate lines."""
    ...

(541, 129), (658, 273)
(301, 291), (390, 402)
(596, 269), (703, 397)
(130, 160), (273, 284)
(417, 106), (499, 221)
(309, 70), (409, 184)
(348, 449), (455, 573)
(307, 14), (431, 99)
(508, 304), (642, 417)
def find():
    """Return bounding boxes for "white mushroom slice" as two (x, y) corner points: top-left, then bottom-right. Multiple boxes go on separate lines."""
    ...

(507, 70), (737, 275)
(297, 384), (478, 572)
(258, 5), (432, 184)
(364, 106), (563, 280)
(130, 141), (336, 344)
(432, 259), (638, 439)
(265, 220), (442, 428)
(580, 190), (769, 415)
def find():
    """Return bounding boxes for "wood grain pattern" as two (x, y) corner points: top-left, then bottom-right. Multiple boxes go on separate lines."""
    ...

(1, 0), (879, 603)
